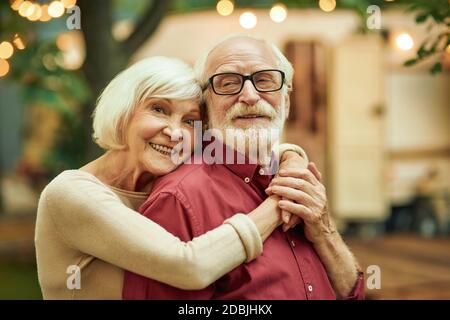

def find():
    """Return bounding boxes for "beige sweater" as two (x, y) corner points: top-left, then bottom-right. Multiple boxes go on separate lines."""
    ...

(35, 170), (263, 300)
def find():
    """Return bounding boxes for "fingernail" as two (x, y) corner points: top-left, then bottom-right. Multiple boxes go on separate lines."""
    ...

(283, 214), (290, 223)
(279, 199), (287, 206)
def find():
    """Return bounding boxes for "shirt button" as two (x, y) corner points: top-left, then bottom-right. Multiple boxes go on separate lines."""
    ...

(244, 177), (250, 183)
(308, 285), (313, 292)
(291, 240), (296, 247)
(259, 168), (265, 175)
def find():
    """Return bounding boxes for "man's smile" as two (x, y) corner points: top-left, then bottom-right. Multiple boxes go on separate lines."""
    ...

(234, 113), (269, 119)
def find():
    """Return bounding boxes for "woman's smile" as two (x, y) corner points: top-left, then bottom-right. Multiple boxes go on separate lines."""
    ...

(149, 142), (174, 157)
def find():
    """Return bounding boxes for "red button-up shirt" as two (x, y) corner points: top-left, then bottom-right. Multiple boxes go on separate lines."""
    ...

(123, 142), (364, 300)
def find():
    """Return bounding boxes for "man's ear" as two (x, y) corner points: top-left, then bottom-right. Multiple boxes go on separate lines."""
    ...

(284, 87), (291, 120)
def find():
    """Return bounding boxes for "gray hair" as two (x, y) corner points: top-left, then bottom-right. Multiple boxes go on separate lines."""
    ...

(92, 56), (202, 150)
(194, 34), (294, 97)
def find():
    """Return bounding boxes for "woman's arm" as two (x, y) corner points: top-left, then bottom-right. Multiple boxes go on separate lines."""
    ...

(38, 171), (282, 290)
(37, 144), (304, 290)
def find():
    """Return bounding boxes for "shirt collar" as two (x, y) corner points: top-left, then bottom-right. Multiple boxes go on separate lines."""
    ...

(202, 139), (273, 190)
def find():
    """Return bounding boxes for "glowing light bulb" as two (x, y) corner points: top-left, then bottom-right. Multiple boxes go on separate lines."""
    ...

(18, 1), (34, 17)
(28, 4), (42, 21)
(39, 5), (52, 22)
(216, 0), (234, 16)
(396, 33), (414, 51)
(0, 59), (10, 77)
(0, 42), (14, 60)
(13, 34), (26, 50)
(270, 3), (287, 23)
(11, 0), (24, 11)
(319, 0), (336, 12)
(48, 1), (65, 18)
(61, 0), (77, 8)
(239, 12), (257, 29)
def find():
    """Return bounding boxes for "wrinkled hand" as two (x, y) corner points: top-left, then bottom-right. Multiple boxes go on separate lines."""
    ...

(267, 162), (336, 244)
(273, 151), (307, 231)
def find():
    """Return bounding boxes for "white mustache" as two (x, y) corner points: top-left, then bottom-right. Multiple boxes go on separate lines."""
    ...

(224, 101), (278, 123)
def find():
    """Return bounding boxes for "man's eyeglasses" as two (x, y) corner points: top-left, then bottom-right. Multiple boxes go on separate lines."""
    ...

(205, 69), (285, 95)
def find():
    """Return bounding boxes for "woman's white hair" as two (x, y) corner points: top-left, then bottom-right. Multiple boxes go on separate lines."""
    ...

(92, 56), (202, 150)
(194, 34), (294, 96)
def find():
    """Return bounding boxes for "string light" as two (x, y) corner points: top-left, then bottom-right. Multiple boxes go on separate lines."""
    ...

(48, 1), (65, 18)
(28, 4), (43, 21)
(239, 12), (257, 29)
(18, 1), (34, 17)
(13, 34), (26, 50)
(0, 59), (10, 77)
(319, 0), (336, 12)
(10, 0), (24, 11)
(0, 42), (14, 60)
(396, 33), (414, 51)
(270, 3), (287, 23)
(39, 5), (52, 22)
(10, 0), (77, 21)
(5, 1), (80, 76)
(61, 0), (77, 8)
(216, 0), (234, 16)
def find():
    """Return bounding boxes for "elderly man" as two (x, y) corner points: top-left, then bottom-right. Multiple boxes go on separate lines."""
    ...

(123, 35), (364, 300)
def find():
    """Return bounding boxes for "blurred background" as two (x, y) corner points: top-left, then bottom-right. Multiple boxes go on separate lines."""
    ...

(0, 0), (449, 300)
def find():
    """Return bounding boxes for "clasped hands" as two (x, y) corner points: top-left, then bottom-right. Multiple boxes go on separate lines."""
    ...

(266, 151), (336, 244)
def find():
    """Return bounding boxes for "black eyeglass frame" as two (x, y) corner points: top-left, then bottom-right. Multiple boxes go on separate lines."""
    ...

(205, 69), (286, 96)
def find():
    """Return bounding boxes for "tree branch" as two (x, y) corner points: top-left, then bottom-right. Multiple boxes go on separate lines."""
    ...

(78, 0), (126, 160)
(122, 0), (173, 58)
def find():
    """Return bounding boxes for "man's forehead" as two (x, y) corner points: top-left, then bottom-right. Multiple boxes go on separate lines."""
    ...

(205, 38), (278, 75)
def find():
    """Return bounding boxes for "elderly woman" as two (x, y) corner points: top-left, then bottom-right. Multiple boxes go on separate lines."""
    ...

(35, 56), (307, 299)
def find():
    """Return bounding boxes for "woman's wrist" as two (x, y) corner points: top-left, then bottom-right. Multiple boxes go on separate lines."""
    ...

(247, 195), (282, 242)
(224, 213), (263, 262)
(276, 143), (308, 164)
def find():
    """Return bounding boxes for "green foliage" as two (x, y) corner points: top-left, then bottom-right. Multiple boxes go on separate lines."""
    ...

(9, 40), (92, 179)
(170, 0), (449, 74)
(402, 0), (450, 74)
(1, 0), (447, 183)
(0, 263), (42, 300)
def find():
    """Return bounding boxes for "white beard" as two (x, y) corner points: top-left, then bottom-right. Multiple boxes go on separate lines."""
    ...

(208, 99), (286, 164)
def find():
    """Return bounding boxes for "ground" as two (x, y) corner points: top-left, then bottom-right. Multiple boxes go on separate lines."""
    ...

(348, 235), (450, 300)
(0, 217), (449, 300)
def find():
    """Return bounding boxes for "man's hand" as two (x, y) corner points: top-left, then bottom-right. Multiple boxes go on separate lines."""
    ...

(267, 161), (362, 298)
(267, 162), (337, 245)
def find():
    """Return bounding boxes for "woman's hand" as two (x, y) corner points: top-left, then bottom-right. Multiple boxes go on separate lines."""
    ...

(273, 151), (308, 231)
